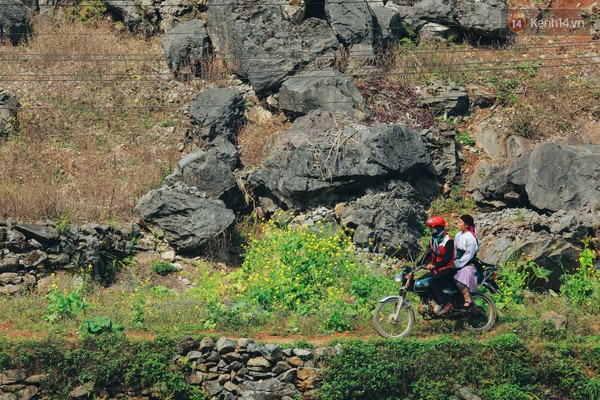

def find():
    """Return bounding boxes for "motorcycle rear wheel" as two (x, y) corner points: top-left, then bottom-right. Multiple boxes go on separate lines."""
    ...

(373, 297), (415, 338)
(464, 292), (497, 333)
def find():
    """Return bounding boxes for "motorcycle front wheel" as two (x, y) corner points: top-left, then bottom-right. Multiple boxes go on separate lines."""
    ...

(464, 292), (497, 333)
(373, 297), (415, 338)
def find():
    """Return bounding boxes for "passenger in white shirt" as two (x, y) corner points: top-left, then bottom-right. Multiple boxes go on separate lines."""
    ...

(454, 215), (479, 308)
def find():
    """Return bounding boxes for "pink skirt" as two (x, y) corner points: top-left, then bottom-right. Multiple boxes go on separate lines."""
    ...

(454, 264), (478, 292)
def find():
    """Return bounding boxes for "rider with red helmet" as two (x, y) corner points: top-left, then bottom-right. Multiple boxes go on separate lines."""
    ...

(423, 216), (456, 315)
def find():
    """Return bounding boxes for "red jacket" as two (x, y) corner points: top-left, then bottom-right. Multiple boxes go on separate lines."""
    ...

(429, 234), (455, 274)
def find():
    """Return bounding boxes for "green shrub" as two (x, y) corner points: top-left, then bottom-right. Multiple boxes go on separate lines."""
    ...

(152, 260), (178, 276)
(224, 220), (395, 333)
(150, 285), (173, 299)
(493, 259), (551, 308)
(429, 184), (476, 224)
(455, 132), (476, 146)
(561, 239), (599, 312)
(80, 316), (124, 335)
(318, 336), (597, 400)
(0, 336), (205, 399)
(45, 289), (88, 323)
(482, 383), (530, 400)
(55, 212), (71, 235)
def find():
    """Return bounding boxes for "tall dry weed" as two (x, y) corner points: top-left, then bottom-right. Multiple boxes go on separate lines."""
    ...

(0, 12), (189, 222)
(237, 117), (290, 167)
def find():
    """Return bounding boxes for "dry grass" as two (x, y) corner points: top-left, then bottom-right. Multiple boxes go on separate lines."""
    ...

(237, 115), (290, 167)
(380, 37), (599, 140)
(0, 13), (201, 222)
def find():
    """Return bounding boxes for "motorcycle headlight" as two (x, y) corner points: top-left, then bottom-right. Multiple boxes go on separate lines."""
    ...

(395, 272), (404, 283)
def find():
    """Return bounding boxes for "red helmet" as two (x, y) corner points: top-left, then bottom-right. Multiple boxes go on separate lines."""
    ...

(426, 216), (446, 229)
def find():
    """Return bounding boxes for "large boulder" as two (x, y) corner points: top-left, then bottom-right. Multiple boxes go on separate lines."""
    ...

(370, 2), (408, 45)
(475, 143), (600, 213)
(418, 125), (458, 195)
(340, 181), (426, 255)
(476, 208), (600, 290)
(162, 149), (241, 210)
(418, 22), (462, 42)
(105, 0), (160, 34)
(324, 0), (374, 46)
(408, 0), (509, 39)
(161, 19), (212, 79)
(418, 82), (469, 117)
(135, 184), (235, 252)
(105, 0), (195, 33)
(244, 111), (432, 211)
(278, 69), (370, 121)
(205, 0), (340, 94)
(188, 88), (245, 143)
(0, 1), (29, 45)
(202, 136), (241, 170)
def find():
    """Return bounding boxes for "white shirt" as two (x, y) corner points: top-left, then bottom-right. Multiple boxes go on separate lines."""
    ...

(454, 230), (478, 269)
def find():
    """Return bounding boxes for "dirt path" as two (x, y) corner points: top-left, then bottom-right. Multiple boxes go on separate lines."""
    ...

(0, 320), (378, 345)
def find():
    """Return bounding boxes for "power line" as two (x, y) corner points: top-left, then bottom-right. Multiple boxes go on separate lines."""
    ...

(8, 85), (599, 111)
(10, 28), (597, 38)
(1, 41), (597, 61)
(1, 59), (597, 82)
(1, 52), (597, 72)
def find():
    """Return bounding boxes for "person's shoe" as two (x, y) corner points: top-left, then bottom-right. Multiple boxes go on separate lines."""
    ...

(437, 303), (453, 316)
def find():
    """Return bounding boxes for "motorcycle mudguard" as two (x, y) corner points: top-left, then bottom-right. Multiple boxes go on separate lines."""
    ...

(379, 296), (411, 308)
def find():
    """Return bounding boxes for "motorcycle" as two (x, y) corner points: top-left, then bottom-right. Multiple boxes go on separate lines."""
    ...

(373, 258), (499, 338)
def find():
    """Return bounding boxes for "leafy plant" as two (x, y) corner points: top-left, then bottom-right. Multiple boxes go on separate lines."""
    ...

(158, 120), (175, 128)
(80, 316), (124, 335)
(455, 132), (476, 146)
(516, 62), (541, 77)
(490, 79), (519, 106)
(152, 260), (178, 276)
(150, 285), (173, 299)
(494, 258), (551, 308)
(131, 291), (146, 329)
(45, 289), (88, 323)
(222, 219), (395, 333)
(55, 212), (72, 235)
(560, 239), (598, 311)
(66, 0), (107, 23)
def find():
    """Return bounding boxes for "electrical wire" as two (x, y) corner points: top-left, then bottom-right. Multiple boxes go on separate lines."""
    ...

(1, 59), (597, 82)
(0, 39), (597, 63)
(7, 84), (598, 111)
(2, 52), (597, 72)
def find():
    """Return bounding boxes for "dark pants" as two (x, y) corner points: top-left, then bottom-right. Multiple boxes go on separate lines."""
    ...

(427, 269), (456, 306)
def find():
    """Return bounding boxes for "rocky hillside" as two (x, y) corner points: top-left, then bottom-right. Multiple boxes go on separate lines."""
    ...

(0, 0), (599, 294)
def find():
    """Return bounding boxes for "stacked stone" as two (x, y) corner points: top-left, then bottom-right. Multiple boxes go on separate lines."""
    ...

(0, 336), (331, 399)
(0, 369), (42, 400)
(176, 336), (328, 400)
(0, 220), (140, 294)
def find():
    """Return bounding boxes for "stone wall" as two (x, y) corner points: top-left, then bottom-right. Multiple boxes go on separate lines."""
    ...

(0, 220), (141, 294)
(175, 336), (329, 400)
(0, 336), (331, 400)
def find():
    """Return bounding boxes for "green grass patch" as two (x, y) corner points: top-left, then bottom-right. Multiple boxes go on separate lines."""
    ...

(318, 334), (598, 400)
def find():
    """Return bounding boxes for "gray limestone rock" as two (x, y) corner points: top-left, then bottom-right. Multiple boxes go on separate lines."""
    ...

(134, 184), (235, 253)
(278, 69), (370, 121)
(205, 0), (340, 94)
(161, 19), (212, 79)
